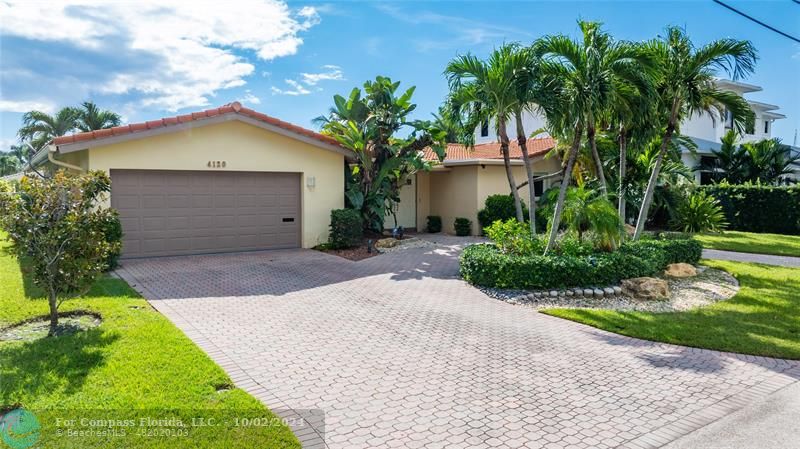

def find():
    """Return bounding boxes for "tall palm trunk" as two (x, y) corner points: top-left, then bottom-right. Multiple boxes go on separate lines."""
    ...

(633, 100), (679, 240)
(587, 124), (608, 197)
(516, 113), (537, 235)
(545, 124), (583, 254)
(498, 120), (524, 222)
(617, 123), (627, 222)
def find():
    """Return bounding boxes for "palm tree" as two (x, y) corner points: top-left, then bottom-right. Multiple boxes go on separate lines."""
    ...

(17, 107), (79, 150)
(695, 130), (747, 184)
(604, 64), (657, 224)
(76, 101), (122, 132)
(632, 27), (756, 240)
(741, 138), (799, 183)
(445, 44), (528, 222)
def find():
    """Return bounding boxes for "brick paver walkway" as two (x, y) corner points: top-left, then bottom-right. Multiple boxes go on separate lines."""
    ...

(116, 239), (800, 449)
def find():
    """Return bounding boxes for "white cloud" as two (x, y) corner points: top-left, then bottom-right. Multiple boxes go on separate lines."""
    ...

(0, 100), (56, 114)
(300, 65), (344, 85)
(271, 79), (312, 96)
(0, 0), (320, 111)
(238, 91), (261, 105)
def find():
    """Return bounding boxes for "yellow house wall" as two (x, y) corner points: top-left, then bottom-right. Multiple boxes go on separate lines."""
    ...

(415, 171), (431, 231)
(428, 166), (479, 235)
(477, 157), (562, 213)
(425, 157), (562, 236)
(84, 120), (344, 248)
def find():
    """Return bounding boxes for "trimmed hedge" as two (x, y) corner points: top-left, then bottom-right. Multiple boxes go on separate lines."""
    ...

(699, 184), (800, 235)
(454, 217), (472, 236)
(477, 194), (528, 232)
(329, 208), (363, 249)
(460, 238), (702, 289)
(427, 215), (442, 233)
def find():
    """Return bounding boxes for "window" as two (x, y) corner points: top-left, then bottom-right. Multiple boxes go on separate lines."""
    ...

(699, 156), (718, 185)
(480, 120), (489, 137)
(764, 120), (770, 134)
(534, 180), (544, 197)
(724, 110), (734, 129)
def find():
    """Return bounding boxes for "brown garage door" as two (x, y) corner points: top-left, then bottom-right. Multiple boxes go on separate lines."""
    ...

(111, 170), (301, 258)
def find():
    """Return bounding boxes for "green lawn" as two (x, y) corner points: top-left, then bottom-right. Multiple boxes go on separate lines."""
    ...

(695, 231), (800, 257)
(543, 260), (800, 359)
(0, 240), (300, 448)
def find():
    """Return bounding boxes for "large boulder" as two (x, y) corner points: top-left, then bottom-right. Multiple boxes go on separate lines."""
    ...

(664, 263), (697, 278)
(621, 277), (669, 301)
(623, 224), (636, 237)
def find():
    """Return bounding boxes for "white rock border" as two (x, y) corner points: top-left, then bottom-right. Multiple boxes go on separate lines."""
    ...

(479, 265), (740, 313)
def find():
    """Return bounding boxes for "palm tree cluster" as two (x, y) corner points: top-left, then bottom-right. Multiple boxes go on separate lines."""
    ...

(444, 21), (757, 251)
(3, 101), (122, 176)
(696, 130), (799, 185)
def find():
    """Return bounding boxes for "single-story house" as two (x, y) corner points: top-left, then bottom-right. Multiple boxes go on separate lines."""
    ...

(35, 102), (560, 258)
(388, 137), (560, 235)
(35, 102), (352, 258)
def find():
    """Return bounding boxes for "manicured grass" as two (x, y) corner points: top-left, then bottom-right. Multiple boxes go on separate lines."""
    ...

(695, 231), (800, 257)
(0, 239), (300, 448)
(543, 260), (800, 359)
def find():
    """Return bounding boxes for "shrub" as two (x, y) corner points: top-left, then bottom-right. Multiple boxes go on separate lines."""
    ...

(477, 194), (528, 231)
(671, 190), (728, 233)
(484, 219), (543, 255)
(0, 171), (119, 335)
(460, 236), (702, 289)
(427, 215), (442, 233)
(329, 208), (363, 249)
(99, 211), (123, 270)
(699, 184), (800, 234)
(454, 217), (472, 236)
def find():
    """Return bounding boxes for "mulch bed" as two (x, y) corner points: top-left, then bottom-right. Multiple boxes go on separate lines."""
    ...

(315, 233), (415, 261)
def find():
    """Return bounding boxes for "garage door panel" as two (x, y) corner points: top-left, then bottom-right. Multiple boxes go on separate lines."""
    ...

(112, 170), (301, 258)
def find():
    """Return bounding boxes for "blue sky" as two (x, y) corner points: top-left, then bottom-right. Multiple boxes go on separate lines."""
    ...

(1, 0), (799, 149)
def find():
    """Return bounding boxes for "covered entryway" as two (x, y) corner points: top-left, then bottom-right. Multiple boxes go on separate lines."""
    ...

(111, 169), (301, 258)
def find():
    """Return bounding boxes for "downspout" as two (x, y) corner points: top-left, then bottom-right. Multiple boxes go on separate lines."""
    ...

(48, 145), (85, 173)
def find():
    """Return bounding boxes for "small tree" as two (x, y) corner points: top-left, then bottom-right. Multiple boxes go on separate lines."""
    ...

(0, 171), (119, 336)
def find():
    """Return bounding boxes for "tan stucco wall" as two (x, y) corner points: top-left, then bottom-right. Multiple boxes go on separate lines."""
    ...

(82, 120), (344, 248)
(428, 166), (480, 235)
(425, 156), (562, 236)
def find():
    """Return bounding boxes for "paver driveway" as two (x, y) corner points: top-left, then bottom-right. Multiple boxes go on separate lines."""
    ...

(116, 237), (800, 449)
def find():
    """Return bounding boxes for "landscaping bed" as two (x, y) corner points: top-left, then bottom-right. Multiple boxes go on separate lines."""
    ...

(460, 237), (703, 290)
(481, 265), (739, 312)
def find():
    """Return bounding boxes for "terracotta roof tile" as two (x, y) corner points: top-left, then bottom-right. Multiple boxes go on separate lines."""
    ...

(52, 101), (341, 148)
(423, 137), (556, 163)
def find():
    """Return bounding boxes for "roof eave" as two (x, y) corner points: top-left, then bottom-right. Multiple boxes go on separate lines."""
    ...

(55, 113), (355, 160)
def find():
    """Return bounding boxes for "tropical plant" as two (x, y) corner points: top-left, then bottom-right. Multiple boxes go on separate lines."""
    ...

(698, 133), (799, 185)
(427, 215), (442, 233)
(316, 76), (446, 231)
(0, 171), (119, 335)
(17, 107), (80, 151)
(0, 152), (20, 176)
(445, 43), (530, 223)
(632, 27), (757, 240)
(75, 101), (122, 132)
(540, 183), (622, 250)
(670, 190), (728, 233)
(431, 103), (473, 146)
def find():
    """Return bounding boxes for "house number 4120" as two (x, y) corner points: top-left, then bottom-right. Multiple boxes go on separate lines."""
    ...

(207, 160), (227, 168)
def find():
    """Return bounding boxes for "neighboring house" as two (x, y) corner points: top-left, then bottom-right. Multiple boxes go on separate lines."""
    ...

(473, 79), (787, 184)
(31, 102), (352, 258)
(389, 137), (560, 235)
